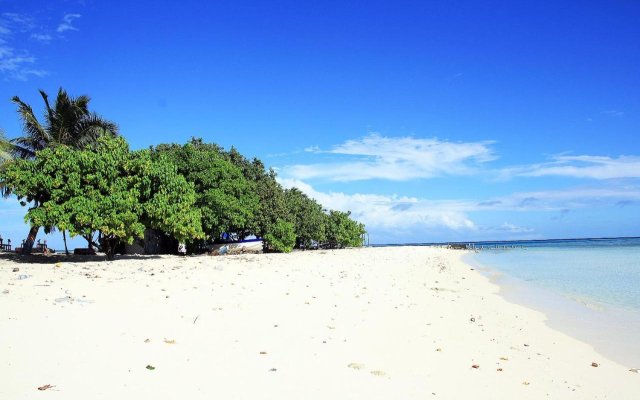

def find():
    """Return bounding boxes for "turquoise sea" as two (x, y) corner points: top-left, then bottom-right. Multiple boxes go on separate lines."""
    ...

(467, 237), (640, 311)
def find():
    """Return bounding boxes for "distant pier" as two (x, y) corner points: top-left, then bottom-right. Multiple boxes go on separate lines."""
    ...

(446, 243), (525, 251)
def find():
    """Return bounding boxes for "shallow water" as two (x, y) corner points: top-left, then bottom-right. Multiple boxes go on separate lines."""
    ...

(469, 238), (640, 311)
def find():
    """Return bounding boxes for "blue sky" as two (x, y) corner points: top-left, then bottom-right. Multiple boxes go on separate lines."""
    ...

(1, 0), (639, 248)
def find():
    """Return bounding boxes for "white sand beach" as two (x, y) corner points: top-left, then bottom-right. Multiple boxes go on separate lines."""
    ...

(1, 246), (638, 399)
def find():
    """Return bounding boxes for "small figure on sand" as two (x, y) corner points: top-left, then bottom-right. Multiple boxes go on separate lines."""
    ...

(178, 242), (187, 256)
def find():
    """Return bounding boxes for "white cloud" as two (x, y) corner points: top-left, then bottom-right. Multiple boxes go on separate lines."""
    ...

(601, 110), (624, 117)
(501, 155), (640, 180)
(286, 134), (496, 182)
(30, 33), (52, 43)
(0, 13), (43, 80)
(0, 46), (44, 80)
(2, 12), (34, 31)
(279, 178), (477, 231)
(57, 14), (81, 33)
(277, 176), (640, 241)
(0, 11), (82, 80)
(495, 222), (534, 233)
(477, 185), (640, 211)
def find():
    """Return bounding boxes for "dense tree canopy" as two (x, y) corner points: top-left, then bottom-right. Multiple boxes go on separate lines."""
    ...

(284, 188), (327, 248)
(2, 89), (365, 258)
(151, 139), (259, 240)
(1, 136), (203, 259)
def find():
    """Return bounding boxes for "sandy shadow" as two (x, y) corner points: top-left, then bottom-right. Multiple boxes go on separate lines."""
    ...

(0, 252), (164, 264)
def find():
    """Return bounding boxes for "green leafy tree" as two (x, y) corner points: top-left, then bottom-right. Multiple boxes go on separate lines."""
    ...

(263, 219), (296, 253)
(252, 168), (289, 239)
(152, 139), (259, 240)
(284, 188), (326, 248)
(324, 210), (366, 248)
(1, 136), (203, 260)
(9, 88), (118, 254)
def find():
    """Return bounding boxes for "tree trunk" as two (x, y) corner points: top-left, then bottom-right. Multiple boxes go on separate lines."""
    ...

(62, 231), (69, 256)
(21, 225), (39, 255)
(101, 236), (118, 261)
(84, 234), (93, 250)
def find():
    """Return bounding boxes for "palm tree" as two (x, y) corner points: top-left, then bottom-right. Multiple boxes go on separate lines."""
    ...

(10, 88), (119, 254)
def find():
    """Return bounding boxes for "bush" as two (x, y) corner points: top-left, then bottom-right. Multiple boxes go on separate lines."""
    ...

(264, 219), (296, 253)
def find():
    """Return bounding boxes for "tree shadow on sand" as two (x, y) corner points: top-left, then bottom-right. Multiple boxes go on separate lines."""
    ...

(0, 253), (164, 264)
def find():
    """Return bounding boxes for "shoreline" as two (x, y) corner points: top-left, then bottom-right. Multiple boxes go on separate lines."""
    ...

(463, 252), (640, 368)
(1, 246), (638, 399)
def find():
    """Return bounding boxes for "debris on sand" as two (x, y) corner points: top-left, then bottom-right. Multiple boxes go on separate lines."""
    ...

(38, 384), (55, 391)
(146, 365), (156, 370)
(591, 362), (599, 367)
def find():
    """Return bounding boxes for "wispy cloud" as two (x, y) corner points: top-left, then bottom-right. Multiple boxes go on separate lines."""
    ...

(500, 155), (640, 180)
(477, 185), (640, 211)
(2, 12), (35, 31)
(494, 222), (534, 233)
(286, 134), (496, 182)
(0, 38), (47, 80)
(0, 11), (81, 80)
(601, 110), (624, 117)
(57, 13), (81, 33)
(30, 33), (52, 43)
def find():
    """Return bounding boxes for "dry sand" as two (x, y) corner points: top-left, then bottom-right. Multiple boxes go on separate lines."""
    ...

(1, 246), (638, 399)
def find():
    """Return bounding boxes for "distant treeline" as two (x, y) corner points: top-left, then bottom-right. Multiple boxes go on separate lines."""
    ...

(0, 89), (365, 259)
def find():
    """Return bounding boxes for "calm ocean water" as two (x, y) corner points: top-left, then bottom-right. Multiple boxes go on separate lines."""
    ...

(465, 237), (640, 311)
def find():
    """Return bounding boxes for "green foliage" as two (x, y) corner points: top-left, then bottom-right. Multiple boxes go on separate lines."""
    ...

(133, 151), (204, 242)
(325, 210), (366, 248)
(252, 169), (289, 238)
(7, 88), (118, 254)
(0, 130), (11, 165)
(0, 135), (203, 259)
(263, 219), (296, 253)
(284, 188), (326, 248)
(151, 139), (259, 238)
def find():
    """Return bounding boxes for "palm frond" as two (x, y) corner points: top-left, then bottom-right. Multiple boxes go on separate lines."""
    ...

(74, 113), (119, 149)
(11, 96), (50, 155)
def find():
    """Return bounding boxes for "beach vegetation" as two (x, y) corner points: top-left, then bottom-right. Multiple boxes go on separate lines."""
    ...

(324, 210), (366, 248)
(0, 135), (203, 260)
(284, 187), (327, 248)
(7, 88), (118, 254)
(0, 130), (12, 165)
(151, 139), (259, 242)
(263, 219), (296, 252)
(2, 91), (366, 257)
